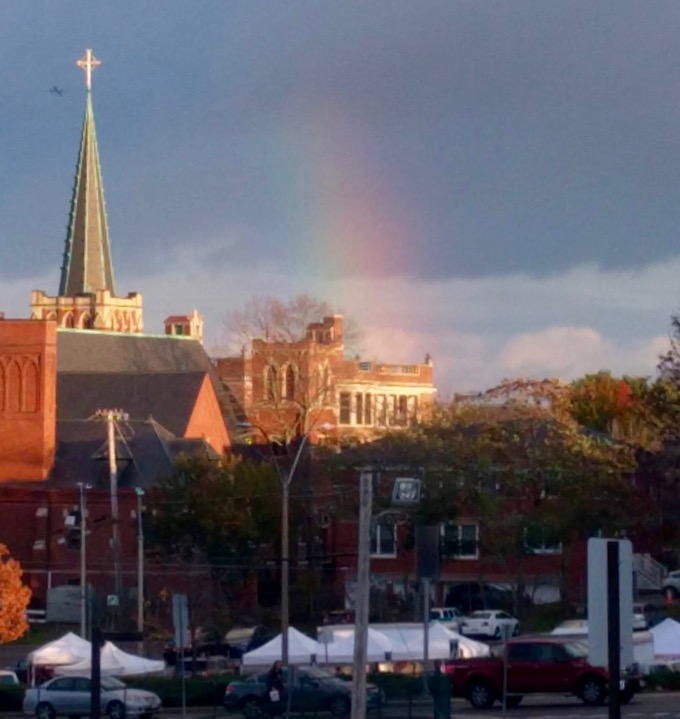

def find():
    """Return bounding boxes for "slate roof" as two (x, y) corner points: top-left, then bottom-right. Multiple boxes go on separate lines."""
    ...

(48, 418), (218, 490)
(56, 330), (243, 437)
(57, 372), (206, 437)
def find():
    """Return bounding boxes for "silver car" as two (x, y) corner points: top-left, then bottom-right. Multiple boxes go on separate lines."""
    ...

(23, 675), (162, 719)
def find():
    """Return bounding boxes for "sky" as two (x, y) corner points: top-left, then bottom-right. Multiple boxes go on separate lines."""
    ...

(1, 2), (680, 397)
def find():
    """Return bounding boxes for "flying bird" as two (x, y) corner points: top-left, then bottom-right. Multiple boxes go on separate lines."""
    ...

(50, 86), (64, 96)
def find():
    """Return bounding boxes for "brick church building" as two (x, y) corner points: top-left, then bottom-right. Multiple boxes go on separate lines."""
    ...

(0, 50), (441, 622)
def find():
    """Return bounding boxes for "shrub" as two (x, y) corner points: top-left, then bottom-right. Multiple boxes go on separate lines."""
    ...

(122, 675), (239, 708)
(0, 686), (24, 712)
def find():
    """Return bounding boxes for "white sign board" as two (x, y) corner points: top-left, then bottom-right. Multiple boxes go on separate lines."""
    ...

(587, 538), (633, 668)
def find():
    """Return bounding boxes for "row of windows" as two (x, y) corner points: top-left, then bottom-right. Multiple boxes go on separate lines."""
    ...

(263, 364), (331, 403)
(370, 521), (561, 559)
(338, 393), (419, 426)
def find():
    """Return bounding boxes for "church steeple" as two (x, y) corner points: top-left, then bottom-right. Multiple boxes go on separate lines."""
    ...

(32, 49), (143, 334)
(59, 49), (115, 296)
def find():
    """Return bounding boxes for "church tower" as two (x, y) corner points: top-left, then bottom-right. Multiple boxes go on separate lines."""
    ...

(31, 49), (143, 333)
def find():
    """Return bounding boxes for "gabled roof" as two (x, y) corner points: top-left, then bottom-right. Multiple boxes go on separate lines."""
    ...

(57, 372), (206, 437)
(48, 418), (218, 490)
(57, 330), (214, 374)
(56, 330), (244, 439)
(59, 91), (115, 296)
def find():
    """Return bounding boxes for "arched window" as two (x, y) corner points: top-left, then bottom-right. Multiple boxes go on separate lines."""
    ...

(7, 360), (21, 413)
(284, 364), (296, 400)
(63, 312), (75, 329)
(265, 365), (278, 402)
(22, 359), (39, 413)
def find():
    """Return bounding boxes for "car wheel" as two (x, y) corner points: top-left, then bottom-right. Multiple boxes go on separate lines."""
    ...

(579, 676), (607, 706)
(493, 626), (501, 639)
(35, 702), (56, 719)
(329, 695), (351, 716)
(107, 700), (126, 719)
(241, 697), (263, 719)
(505, 696), (523, 708)
(466, 679), (496, 709)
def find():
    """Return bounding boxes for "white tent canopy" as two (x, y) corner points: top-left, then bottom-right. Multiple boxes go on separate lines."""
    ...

(28, 632), (92, 667)
(55, 642), (165, 677)
(318, 623), (490, 662)
(651, 618), (680, 659)
(319, 628), (393, 664)
(242, 628), (320, 667)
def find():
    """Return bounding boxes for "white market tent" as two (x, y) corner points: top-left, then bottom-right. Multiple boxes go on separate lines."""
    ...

(242, 628), (320, 667)
(318, 628), (394, 664)
(318, 623), (490, 662)
(28, 632), (92, 667)
(651, 618), (680, 660)
(55, 642), (165, 677)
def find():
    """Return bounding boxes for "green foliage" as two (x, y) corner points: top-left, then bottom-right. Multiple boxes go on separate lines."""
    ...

(149, 454), (281, 567)
(366, 672), (424, 699)
(121, 675), (238, 707)
(0, 685), (24, 712)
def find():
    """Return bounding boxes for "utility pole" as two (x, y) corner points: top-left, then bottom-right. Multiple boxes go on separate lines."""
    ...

(135, 488), (145, 654)
(350, 471), (373, 719)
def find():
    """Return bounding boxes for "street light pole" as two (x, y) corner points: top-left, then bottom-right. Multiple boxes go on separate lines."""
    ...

(281, 433), (310, 715)
(135, 488), (145, 652)
(77, 482), (91, 638)
(350, 470), (373, 719)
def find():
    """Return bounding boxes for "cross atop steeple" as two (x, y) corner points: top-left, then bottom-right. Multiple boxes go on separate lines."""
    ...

(77, 49), (101, 91)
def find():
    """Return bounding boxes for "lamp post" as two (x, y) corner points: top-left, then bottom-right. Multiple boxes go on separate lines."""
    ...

(77, 482), (92, 639)
(135, 488), (145, 651)
(281, 434), (310, 693)
(351, 475), (422, 719)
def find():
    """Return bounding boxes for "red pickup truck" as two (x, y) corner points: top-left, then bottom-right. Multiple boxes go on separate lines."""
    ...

(447, 635), (642, 709)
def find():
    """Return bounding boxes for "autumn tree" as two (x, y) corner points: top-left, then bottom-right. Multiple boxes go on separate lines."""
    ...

(0, 544), (31, 643)
(331, 402), (639, 611)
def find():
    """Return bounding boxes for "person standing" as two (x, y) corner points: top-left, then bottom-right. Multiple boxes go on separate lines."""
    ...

(265, 660), (285, 716)
(427, 660), (452, 719)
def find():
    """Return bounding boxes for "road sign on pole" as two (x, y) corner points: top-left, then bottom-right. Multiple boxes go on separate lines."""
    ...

(587, 538), (633, 668)
(172, 593), (189, 649)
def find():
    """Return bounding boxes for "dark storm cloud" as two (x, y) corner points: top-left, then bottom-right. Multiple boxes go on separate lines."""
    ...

(3, 1), (680, 284)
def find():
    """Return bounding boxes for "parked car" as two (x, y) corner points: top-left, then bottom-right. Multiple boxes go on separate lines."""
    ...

(445, 582), (530, 614)
(23, 675), (161, 719)
(662, 570), (680, 600)
(0, 670), (19, 686)
(163, 627), (231, 665)
(460, 610), (519, 639)
(224, 626), (276, 659)
(633, 603), (649, 631)
(447, 635), (642, 709)
(5, 659), (29, 684)
(430, 607), (465, 632)
(224, 667), (383, 717)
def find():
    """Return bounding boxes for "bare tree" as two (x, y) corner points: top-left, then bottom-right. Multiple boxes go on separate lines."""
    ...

(222, 293), (363, 356)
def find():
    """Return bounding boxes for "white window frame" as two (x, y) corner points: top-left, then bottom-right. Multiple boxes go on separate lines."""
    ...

(441, 521), (479, 560)
(370, 521), (397, 558)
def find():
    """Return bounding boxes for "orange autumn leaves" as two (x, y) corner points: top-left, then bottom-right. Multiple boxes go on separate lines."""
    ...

(0, 544), (31, 643)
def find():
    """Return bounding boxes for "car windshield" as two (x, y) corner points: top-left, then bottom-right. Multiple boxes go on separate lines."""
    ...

(101, 677), (126, 690)
(563, 641), (589, 658)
